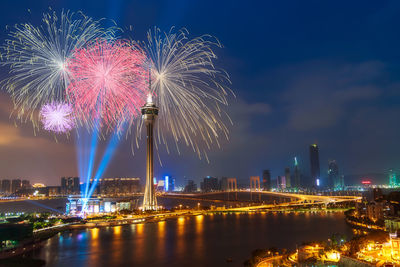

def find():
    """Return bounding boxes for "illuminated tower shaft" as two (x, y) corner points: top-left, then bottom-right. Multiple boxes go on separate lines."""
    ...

(142, 97), (158, 210)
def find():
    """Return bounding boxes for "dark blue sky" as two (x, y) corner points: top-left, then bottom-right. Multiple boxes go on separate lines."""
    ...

(0, 0), (399, 186)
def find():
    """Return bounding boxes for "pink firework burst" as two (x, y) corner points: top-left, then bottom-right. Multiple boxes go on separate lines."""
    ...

(66, 39), (148, 129)
(40, 102), (75, 133)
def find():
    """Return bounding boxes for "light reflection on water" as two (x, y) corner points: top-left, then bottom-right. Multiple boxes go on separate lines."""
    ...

(36, 212), (352, 267)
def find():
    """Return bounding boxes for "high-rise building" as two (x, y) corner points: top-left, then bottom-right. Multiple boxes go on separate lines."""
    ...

(61, 177), (80, 195)
(373, 188), (384, 201)
(220, 177), (228, 191)
(309, 144), (320, 186)
(328, 160), (339, 189)
(184, 180), (197, 193)
(164, 176), (170, 192)
(170, 177), (175, 192)
(340, 175), (345, 188)
(200, 176), (220, 192)
(389, 169), (399, 188)
(284, 167), (291, 188)
(1, 179), (11, 194)
(293, 157), (301, 189)
(262, 170), (271, 191)
(11, 179), (22, 193)
(277, 176), (286, 190)
(21, 180), (30, 190)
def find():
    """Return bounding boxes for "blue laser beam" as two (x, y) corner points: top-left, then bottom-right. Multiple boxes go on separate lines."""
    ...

(86, 128), (123, 199)
(83, 124), (99, 199)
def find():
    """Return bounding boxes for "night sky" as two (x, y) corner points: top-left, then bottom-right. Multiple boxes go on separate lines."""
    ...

(0, 0), (399, 186)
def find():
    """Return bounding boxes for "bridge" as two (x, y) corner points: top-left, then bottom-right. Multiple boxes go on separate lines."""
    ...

(163, 190), (361, 210)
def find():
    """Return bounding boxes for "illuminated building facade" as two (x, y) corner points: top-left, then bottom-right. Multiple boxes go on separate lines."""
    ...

(66, 197), (136, 215)
(309, 144), (320, 186)
(390, 232), (400, 260)
(389, 169), (399, 188)
(277, 176), (286, 190)
(366, 201), (385, 222)
(164, 176), (169, 192)
(141, 94), (159, 210)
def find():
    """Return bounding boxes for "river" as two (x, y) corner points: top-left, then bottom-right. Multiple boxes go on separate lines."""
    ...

(31, 211), (352, 267)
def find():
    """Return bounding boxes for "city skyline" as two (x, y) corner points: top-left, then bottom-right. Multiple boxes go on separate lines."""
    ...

(0, 1), (400, 186)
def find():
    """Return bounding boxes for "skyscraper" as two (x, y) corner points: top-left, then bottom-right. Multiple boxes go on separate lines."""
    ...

(184, 180), (197, 193)
(309, 144), (320, 186)
(1, 179), (10, 194)
(200, 176), (220, 192)
(262, 170), (271, 191)
(389, 169), (399, 188)
(21, 180), (30, 190)
(61, 177), (80, 195)
(11, 179), (21, 193)
(328, 160), (339, 189)
(284, 167), (291, 188)
(277, 176), (286, 190)
(293, 157), (301, 189)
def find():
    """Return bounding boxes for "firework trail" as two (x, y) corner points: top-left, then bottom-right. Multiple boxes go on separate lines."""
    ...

(0, 10), (116, 124)
(133, 28), (232, 161)
(40, 102), (74, 133)
(66, 39), (148, 130)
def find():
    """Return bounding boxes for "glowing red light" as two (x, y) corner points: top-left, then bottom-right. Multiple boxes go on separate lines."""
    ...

(361, 180), (371, 184)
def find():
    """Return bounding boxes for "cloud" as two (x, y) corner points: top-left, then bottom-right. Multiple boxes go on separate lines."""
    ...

(281, 61), (383, 131)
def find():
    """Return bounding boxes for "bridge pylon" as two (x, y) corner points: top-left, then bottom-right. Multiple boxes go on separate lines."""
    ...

(227, 178), (238, 201)
(250, 176), (261, 202)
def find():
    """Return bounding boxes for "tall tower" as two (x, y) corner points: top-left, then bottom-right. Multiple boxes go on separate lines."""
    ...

(262, 170), (271, 191)
(293, 157), (301, 189)
(142, 93), (159, 211)
(284, 167), (291, 188)
(309, 144), (320, 187)
(328, 160), (339, 189)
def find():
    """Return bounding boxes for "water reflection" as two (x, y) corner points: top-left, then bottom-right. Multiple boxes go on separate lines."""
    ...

(113, 225), (121, 236)
(156, 221), (166, 260)
(88, 228), (100, 267)
(111, 226), (123, 264)
(133, 223), (145, 263)
(177, 217), (186, 260)
(37, 212), (352, 267)
(91, 228), (99, 240)
(194, 215), (204, 260)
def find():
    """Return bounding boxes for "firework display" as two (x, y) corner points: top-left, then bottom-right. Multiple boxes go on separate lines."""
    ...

(0, 10), (115, 122)
(66, 39), (148, 129)
(134, 28), (232, 160)
(40, 102), (74, 133)
(0, 10), (232, 159)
